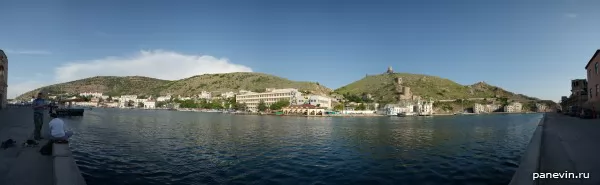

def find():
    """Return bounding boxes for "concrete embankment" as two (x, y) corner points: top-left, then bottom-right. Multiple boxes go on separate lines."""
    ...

(508, 113), (545, 185)
(53, 143), (86, 185)
(510, 113), (600, 185)
(0, 108), (86, 185)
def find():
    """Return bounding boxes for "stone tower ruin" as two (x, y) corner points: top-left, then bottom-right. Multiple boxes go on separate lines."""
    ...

(386, 66), (394, 74)
(394, 77), (413, 100)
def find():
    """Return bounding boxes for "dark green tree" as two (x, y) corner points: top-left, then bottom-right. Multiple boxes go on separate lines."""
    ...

(257, 100), (268, 112)
(269, 99), (290, 110)
(127, 100), (135, 107)
(333, 104), (344, 111)
(356, 103), (367, 110)
(156, 101), (167, 108)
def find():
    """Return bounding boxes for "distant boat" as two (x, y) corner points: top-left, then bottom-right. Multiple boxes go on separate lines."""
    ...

(397, 112), (416, 117)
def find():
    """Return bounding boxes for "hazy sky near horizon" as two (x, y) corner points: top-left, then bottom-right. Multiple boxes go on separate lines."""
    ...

(1, 0), (599, 101)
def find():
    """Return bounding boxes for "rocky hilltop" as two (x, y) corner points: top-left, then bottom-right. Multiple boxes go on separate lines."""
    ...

(334, 72), (543, 103)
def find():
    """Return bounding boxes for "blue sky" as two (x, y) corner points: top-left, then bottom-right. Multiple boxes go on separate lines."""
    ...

(1, 0), (599, 101)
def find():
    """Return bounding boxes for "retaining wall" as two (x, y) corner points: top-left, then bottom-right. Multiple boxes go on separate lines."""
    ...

(52, 143), (87, 185)
(508, 113), (546, 185)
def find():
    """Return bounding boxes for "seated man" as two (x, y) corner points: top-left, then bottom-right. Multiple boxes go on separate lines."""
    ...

(48, 112), (73, 142)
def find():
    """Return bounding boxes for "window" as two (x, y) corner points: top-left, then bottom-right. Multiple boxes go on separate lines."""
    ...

(596, 85), (599, 97)
(596, 63), (599, 74)
(591, 88), (593, 98)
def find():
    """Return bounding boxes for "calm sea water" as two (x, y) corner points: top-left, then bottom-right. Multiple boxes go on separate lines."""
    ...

(66, 109), (542, 185)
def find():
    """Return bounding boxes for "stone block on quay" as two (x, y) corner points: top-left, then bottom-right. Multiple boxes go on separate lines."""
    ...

(52, 143), (72, 157)
(53, 157), (86, 185)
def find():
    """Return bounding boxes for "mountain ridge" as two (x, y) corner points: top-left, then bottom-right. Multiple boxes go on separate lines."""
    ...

(15, 72), (332, 100)
(15, 72), (553, 105)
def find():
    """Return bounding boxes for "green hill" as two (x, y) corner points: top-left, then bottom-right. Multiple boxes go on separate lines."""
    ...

(334, 73), (542, 103)
(16, 72), (332, 100)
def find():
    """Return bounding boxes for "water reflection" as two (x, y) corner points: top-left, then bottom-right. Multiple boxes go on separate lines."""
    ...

(67, 109), (542, 185)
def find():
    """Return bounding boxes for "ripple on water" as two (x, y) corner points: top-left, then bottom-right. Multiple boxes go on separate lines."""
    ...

(69, 110), (541, 185)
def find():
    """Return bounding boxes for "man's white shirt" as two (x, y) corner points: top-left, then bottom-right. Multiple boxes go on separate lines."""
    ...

(49, 118), (66, 138)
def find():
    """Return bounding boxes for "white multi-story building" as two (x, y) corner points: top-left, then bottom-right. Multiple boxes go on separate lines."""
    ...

(118, 95), (137, 108)
(235, 88), (303, 112)
(416, 100), (433, 115)
(504, 102), (523, 113)
(80, 92), (103, 98)
(474, 103), (502, 113)
(198, 91), (212, 99)
(296, 95), (333, 109)
(144, 101), (156, 109)
(156, 95), (172, 102)
(177, 95), (192, 101)
(383, 103), (414, 116)
(221, 91), (236, 99)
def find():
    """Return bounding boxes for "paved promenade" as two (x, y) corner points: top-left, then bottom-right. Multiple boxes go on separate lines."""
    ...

(0, 108), (53, 185)
(538, 113), (600, 185)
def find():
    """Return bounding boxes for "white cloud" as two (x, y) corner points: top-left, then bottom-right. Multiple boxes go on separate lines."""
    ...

(7, 50), (253, 98)
(5, 50), (52, 55)
(7, 80), (52, 99)
(55, 50), (253, 82)
(565, 13), (577, 18)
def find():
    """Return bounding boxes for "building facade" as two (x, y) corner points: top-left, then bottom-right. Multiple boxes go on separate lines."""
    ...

(118, 95), (138, 108)
(156, 95), (172, 102)
(144, 101), (156, 109)
(504, 102), (523, 113)
(585, 50), (600, 109)
(0, 49), (6, 109)
(235, 88), (303, 112)
(282, 104), (325, 115)
(221, 91), (236, 99)
(79, 92), (103, 98)
(297, 95), (332, 109)
(197, 91), (211, 99)
(474, 103), (502, 113)
(415, 100), (434, 115)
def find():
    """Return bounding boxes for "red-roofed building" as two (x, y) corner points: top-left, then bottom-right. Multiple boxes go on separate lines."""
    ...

(282, 104), (325, 115)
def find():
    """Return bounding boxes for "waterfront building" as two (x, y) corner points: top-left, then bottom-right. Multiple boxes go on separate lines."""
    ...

(73, 101), (98, 107)
(383, 102), (413, 116)
(144, 101), (156, 109)
(535, 103), (548, 112)
(416, 100), (434, 115)
(221, 91), (236, 99)
(584, 49), (600, 109)
(297, 95), (333, 109)
(282, 104), (325, 115)
(474, 103), (502, 113)
(504, 102), (523, 113)
(197, 91), (211, 99)
(118, 95), (138, 108)
(341, 110), (377, 114)
(235, 88), (303, 112)
(79, 92), (103, 98)
(0, 49), (7, 109)
(156, 95), (172, 102)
